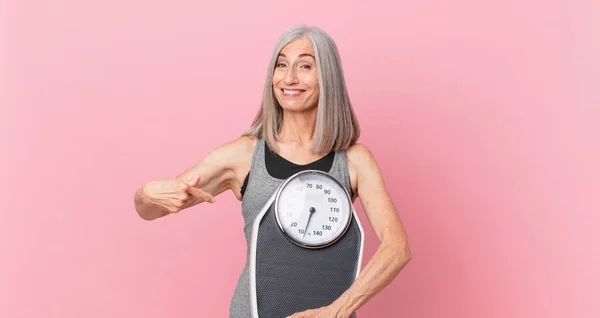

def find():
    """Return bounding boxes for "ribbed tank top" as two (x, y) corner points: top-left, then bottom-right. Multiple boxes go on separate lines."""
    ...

(229, 138), (354, 317)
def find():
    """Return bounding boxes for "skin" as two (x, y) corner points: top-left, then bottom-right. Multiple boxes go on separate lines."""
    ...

(133, 38), (412, 318)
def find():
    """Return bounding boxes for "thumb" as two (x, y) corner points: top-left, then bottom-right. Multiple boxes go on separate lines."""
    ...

(183, 174), (201, 187)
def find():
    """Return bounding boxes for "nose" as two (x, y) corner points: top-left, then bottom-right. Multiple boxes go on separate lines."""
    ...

(283, 66), (299, 86)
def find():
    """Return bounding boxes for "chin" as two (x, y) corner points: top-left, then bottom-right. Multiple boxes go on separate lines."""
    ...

(279, 102), (316, 112)
(276, 96), (317, 111)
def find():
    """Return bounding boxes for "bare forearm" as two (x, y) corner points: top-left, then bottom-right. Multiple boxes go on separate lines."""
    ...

(333, 240), (412, 315)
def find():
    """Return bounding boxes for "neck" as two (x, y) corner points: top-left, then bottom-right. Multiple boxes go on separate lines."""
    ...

(277, 107), (318, 148)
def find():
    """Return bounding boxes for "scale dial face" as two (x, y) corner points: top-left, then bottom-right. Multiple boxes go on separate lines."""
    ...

(274, 170), (352, 249)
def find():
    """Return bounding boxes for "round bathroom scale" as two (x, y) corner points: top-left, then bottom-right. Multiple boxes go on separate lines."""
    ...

(249, 170), (364, 318)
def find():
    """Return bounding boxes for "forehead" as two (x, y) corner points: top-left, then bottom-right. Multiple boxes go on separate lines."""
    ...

(279, 38), (314, 57)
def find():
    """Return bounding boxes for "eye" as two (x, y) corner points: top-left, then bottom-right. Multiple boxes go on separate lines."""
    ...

(300, 64), (312, 70)
(276, 62), (287, 68)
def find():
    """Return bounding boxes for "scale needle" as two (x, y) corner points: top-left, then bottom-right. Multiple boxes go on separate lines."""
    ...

(302, 207), (316, 238)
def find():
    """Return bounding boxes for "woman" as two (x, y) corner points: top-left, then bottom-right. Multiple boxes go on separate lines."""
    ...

(134, 25), (412, 318)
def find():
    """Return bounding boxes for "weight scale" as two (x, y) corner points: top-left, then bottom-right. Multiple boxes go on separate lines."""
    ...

(249, 170), (364, 317)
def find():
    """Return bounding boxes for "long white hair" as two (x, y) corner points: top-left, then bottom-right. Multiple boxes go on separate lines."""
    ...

(242, 25), (360, 153)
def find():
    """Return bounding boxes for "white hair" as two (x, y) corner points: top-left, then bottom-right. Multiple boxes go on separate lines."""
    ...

(243, 25), (360, 153)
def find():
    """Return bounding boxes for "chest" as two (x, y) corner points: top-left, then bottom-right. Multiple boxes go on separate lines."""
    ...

(276, 147), (329, 166)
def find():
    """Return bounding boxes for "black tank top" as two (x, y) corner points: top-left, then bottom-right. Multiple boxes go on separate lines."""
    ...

(240, 143), (354, 198)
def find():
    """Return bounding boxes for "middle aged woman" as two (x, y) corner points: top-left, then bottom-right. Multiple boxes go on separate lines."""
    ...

(133, 25), (412, 318)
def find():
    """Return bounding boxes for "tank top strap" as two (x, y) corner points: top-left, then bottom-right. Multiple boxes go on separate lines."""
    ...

(249, 138), (266, 171)
(329, 149), (353, 198)
(241, 138), (282, 229)
(245, 138), (352, 200)
(245, 138), (274, 184)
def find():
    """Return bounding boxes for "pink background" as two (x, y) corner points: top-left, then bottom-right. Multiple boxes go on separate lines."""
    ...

(1, 1), (598, 317)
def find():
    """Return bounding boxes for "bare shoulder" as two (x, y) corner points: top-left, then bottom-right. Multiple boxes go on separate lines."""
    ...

(345, 143), (382, 199)
(175, 136), (257, 200)
(215, 135), (257, 162)
(346, 143), (380, 176)
(180, 135), (256, 170)
(217, 135), (257, 200)
(228, 135), (258, 170)
(346, 143), (376, 165)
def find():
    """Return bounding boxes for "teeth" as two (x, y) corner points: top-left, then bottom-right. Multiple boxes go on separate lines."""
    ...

(284, 89), (302, 95)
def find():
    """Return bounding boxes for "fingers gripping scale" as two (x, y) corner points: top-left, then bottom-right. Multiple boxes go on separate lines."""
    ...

(249, 170), (364, 318)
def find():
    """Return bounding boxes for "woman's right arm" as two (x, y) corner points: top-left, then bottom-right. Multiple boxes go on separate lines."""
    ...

(133, 136), (255, 220)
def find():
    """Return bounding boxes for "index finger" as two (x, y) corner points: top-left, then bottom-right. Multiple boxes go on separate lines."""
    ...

(188, 186), (215, 203)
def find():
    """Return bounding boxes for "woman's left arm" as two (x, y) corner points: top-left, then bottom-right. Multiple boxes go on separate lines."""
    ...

(333, 143), (413, 315)
(289, 144), (412, 318)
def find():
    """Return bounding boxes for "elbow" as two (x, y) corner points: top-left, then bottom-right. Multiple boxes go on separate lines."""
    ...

(403, 245), (412, 264)
(386, 237), (412, 268)
(396, 241), (412, 266)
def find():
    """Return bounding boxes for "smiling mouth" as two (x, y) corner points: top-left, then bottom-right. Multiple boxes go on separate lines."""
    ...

(281, 89), (305, 96)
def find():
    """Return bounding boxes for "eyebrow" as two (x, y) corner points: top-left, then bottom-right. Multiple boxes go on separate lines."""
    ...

(278, 53), (315, 59)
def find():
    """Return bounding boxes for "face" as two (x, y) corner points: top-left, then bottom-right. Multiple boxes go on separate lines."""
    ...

(272, 38), (319, 112)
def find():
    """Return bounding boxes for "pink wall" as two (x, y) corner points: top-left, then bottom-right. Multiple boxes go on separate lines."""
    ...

(2, 1), (598, 317)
